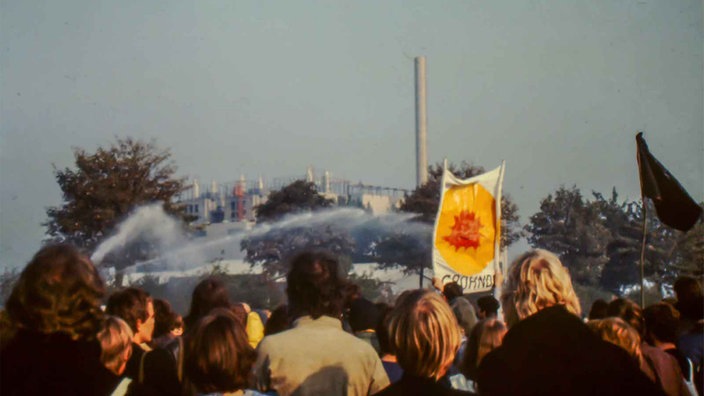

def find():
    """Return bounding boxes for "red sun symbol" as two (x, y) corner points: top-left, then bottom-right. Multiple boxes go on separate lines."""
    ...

(443, 211), (482, 251)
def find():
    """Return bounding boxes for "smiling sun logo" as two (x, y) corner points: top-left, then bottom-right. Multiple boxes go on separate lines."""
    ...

(435, 183), (498, 275)
(444, 211), (482, 250)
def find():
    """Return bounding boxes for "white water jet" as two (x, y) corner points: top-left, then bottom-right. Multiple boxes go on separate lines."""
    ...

(91, 203), (186, 265)
(92, 205), (433, 280)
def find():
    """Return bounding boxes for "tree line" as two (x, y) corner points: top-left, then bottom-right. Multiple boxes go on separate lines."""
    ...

(11, 137), (697, 306)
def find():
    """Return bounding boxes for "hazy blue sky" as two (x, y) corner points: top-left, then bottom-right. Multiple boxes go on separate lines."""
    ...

(1, 0), (702, 270)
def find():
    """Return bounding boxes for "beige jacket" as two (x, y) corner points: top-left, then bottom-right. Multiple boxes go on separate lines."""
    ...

(253, 315), (390, 396)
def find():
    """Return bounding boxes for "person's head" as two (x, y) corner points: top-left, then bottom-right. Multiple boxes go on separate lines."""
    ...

(97, 316), (133, 375)
(230, 303), (248, 327)
(184, 308), (255, 394)
(587, 317), (642, 365)
(5, 244), (105, 341)
(501, 249), (581, 327)
(643, 302), (680, 345)
(588, 299), (609, 321)
(185, 277), (231, 330)
(673, 276), (704, 321)
(387, 289), (462, 380)
(152, 298), (178, 340)
(606, 298), (644, 336)
(460, 317), (507, 379)
(477, 295), (500, 320)
(375, 303), (393, 357)
(348, 298), (382, 332)
(476, 319), (507, 366)
(451, 297), (478, 337)
(443, 282), (464, 302)
(264, 304), (291, 336)
(286, 250), (346, 320)
(106, 287), (155, 344)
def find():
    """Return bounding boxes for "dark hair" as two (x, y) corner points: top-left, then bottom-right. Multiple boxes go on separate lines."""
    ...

(674, 276), (704, 321)
(286, 250), (346, 320)
(643, 303), (680, 344)
(588, 299), (609, 321)
(184, 309), (255, 393)
(443, 282), (463, 301)
(5, 244), (105, 341)
(375, 303), (393, 356)
(349, 298), (382, 332)
(185, 277), (231, 331)
(264, 304), (291, 336)
(152, 298), (178, 339)
(477, 296), (500, 317)
(607, 298), (644, 336)
(106, 287), (151, 334)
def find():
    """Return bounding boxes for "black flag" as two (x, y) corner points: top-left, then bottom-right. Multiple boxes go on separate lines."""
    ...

(636, 132), (702, 231)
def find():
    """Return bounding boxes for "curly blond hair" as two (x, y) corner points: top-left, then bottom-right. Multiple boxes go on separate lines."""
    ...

(501, 249), (581, 327)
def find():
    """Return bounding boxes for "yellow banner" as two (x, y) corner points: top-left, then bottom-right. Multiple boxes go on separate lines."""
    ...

(432, 162), (504, 293)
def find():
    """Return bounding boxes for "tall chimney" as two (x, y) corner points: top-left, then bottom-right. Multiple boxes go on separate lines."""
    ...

(415, 56), (428, 187)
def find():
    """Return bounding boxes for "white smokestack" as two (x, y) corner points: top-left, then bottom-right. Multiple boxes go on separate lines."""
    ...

(193, 179), (200, 198)
(415, 56), (428, 187)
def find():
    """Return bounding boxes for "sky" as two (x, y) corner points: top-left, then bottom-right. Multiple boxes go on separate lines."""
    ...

(1, 0), (702, 271)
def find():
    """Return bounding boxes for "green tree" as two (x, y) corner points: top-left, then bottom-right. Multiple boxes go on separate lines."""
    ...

(525, 186), (610, 286)
(241, 180), (354, 277)
(255, 180), (333, 222)
(45, 138), (188, 276)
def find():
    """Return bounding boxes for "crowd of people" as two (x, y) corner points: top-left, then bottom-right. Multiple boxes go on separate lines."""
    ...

(0, 243), (702, 396)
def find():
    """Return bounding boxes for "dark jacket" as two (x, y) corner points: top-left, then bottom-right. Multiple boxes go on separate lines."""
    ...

(376, 373), (475, 396)
(477, 305), (666, 396)
(0, 329), (118, 396)
(124, 343), (181, 396)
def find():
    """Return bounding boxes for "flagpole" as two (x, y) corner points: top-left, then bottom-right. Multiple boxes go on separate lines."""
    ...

(639, 199), (647, 308)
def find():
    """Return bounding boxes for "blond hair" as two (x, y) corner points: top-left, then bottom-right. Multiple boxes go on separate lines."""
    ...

(476, 319), (507, 366)
(501, 249), (581, 327)
(387, 289), (462, 379)
(587, 317), (643, 365)
(97, 316), (134, 375)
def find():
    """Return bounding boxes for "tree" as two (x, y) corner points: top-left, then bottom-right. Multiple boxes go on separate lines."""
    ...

(45, 138), (188, 275)
(400, 162), (521, 249)
(254, 180), (333, 222)
(241, 180), (353, 277)
(525, 186), (610, 286)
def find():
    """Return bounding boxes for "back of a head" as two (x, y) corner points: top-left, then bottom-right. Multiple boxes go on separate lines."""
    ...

(674, 276), (704, 321)
(185, 309), (255, 394)
(477, 296), (500, 317)
(606, 298), (644, 336)
(106, 287), (150, 334)
(97, 316), (134, 375)
(286, 250), (345, 320)
(152, 298), (178, 339)
(387, 289), (461, 380)
(643, 302), (680, 344)
(588, 299), (609, 321)
(264, 304), (291, 336)
(6, 243), (105, 341)
(501, 249), (581, 327)
(476, 319), (507, 366)
(443, 282), (464, 301)
(185, 277), (231, 330)
(451, 297), (478, 337)
(348, 298), (382, 332)
(587, 317), (642, 365)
